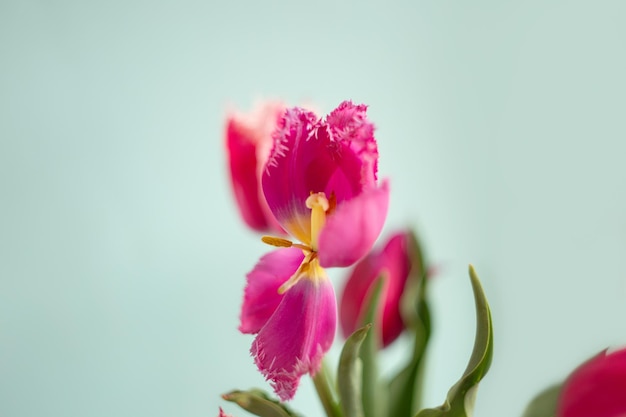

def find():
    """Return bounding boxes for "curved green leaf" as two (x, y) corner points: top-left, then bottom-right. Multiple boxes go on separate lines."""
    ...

(414, 265), (493, 417)
(222, 389), (300, 417)
(337, 324), (372, 417)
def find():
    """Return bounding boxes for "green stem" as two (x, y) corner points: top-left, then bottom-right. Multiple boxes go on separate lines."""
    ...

(312, 360), (343, 417)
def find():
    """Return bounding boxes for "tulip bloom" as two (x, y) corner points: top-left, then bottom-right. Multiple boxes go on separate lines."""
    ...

(239, 101), (390, 401)
(339, 231), (412, 348)
(558, 347), (626, 417)
(225, 101), (285, 233)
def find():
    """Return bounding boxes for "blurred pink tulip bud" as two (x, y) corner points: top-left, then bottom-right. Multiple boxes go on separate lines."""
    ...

(225, 101), (285, 233)
(558, 347), (626, 417)
(339, 230), (413, 348)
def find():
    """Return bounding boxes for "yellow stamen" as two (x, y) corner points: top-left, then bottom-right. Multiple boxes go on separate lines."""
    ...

(306, 257), (328, 284)
(306, 192), (329, 251)
(278, 252), (315, 294)
(278, 262), (308, 294)
(277, 254), (327, 294)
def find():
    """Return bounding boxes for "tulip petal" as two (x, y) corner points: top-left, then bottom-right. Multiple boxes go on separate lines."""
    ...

(262, 102), (379, 244)
(239, 248), (305, 334)
(318, 180), (390, 268)
(251, 277), (337, 401)
(225, 102), (284, 233)
(558, 348), (626, 417)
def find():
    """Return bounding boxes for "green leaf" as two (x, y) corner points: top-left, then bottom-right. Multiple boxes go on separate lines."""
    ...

(222, 389), (301, 417)
(387, 230), (431, 417)
(520, 384), (561, 417)
(358, 276), (387, 417)
(337, 324), (372, 417)
(414, 265), (494, 417)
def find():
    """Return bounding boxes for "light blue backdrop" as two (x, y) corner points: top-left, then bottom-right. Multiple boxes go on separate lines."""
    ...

(1, 1), (625, 416)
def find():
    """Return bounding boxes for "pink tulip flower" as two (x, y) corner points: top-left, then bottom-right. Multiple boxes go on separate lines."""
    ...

(558, 347), (626, 417)
(239, 101), (390, 401)
(339, 231), (412, 348)
(225, 101), (285, 233)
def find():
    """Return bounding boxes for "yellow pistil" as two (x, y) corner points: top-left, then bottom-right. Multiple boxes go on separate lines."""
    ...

(305, 192), (329, 251)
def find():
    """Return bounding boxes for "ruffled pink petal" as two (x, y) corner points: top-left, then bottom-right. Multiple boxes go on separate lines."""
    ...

(262, 101), (379, 243)
(225, 102), (284, 233)
(339, 231), (411, 347)
(558, 348), (626, 417)
(326, 101), (378, 188)
(317, 180), (390, 268)
(239, 248), (305, 334)
(251, 277), (336, 401)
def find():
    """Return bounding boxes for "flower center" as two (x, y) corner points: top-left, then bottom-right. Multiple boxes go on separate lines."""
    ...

(261, 192), (331, 294)
(261, 192), (330, 254)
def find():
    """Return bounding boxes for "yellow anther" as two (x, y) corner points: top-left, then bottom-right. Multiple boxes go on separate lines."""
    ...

(261, 236), (294, 248)
(262, 235), (311, 252)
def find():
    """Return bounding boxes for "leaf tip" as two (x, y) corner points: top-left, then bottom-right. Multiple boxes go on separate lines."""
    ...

(468, 263), (477, 277)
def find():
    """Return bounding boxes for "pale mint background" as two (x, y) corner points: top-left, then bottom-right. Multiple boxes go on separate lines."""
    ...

(1, 1), (625, 416)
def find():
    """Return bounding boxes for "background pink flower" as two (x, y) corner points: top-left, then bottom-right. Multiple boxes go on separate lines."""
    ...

(558, 347), (626, 417)
(340, 231), (413, 347)
(225, 101), (285, 233)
